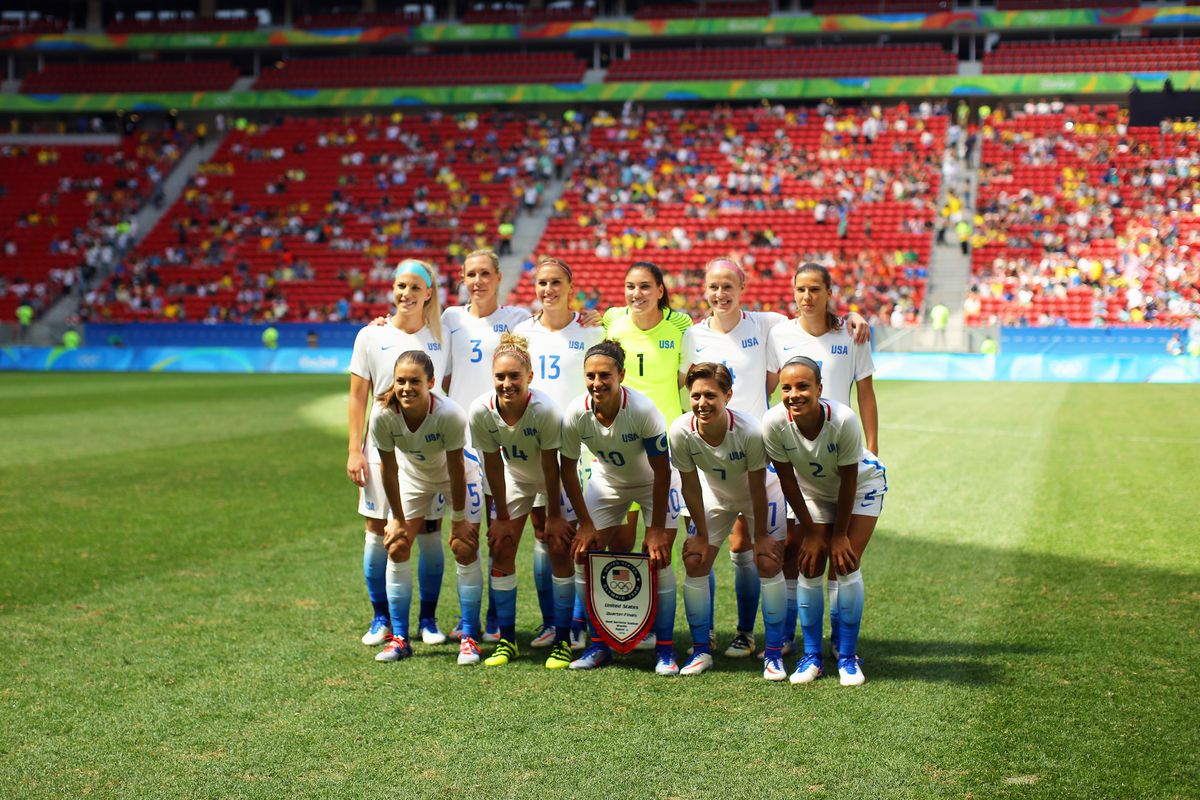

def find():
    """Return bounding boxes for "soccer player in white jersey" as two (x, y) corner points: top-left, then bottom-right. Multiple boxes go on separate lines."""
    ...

(512, 256), (605, 650)
(559, 340), (683, 675)
(669, 363), (789, 680)
(369, 350), (484, 664)
(763, 356), (887, 686)
(469, 332), (578, 669)
(441, 249), (531, 643)
(680, 257), (871, 660)
(765, 262), (879, 660)
(347, 260), (450, 650)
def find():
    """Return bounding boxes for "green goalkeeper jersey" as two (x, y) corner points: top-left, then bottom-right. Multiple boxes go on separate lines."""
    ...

(602, 306), (692, 426)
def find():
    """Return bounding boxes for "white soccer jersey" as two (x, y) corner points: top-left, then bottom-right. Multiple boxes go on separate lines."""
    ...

(442, 305), (532, 416)
(762, 398), (885, 502)
(370, 393), (468, 482)
(468, 387), (563, 487)
(669, 408), (769, 504)
(512, 312), (606, 414)
(681, 311), (787, 420)
(765, 319), (874, 406)
(350, 322), (447, 463)
(560, 386), (669, 488)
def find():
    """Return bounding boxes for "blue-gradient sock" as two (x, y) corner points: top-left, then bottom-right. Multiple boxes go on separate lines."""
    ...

(797, 574), (825, 656)
(533, 539), (554, 627)
(415, 531), (442, 620)
(760, 572), (786, 654)
(837, 570), (864, 659)
(784, 577), (798, 644)
(572, 591), (588, 630)
(827, 579), (840, 650)
(384, 558), (413, 640)
(655, 566), (676, 647)
(682, 574), (712, 654)
(708, 569), (716, 637)
(491, 570), (518, 642)
(574, 564), (598, 638)
(552, 575), (575, 643)
(486, 555), (498, 626)
(455, 556), (483, 639)
(363, 531), (388, 617)
(731, 549), (760, 633)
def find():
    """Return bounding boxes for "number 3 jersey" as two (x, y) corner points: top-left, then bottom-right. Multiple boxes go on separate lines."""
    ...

(370, 394), (468, 483)
(442, 305), (532, 425)
(467, 387), (563, 488)
(761, 398), (885, 502)
(560, 386), (669, 488)
(668, 408), (769, 505)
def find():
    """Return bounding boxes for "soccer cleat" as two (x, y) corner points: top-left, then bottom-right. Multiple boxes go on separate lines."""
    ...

(545, 641), (573, 669)
(763, 655), (788, 681)
(680, 652), (713, 676)
(790, 654), (825, 684)
(686, 630), (717, 656)
(374, 635), (412, 662)
(781, 638), (797, 657)
(724, 631), (755, 659)
(569, 625), (588, 651)
(362, 615), (392, 646)
(457, 636), (481, 666)
(449, 621), (464, 642)
(419, 618), (447, 645)
(654, 647), (680, 676)
(830, 635), (841, 663)
(838, 656), (866, 686)
(635, 632), (657, 651)
(482, 615), (501, 643)
(569, 643), (613, 670)
(530, 624), (557, 649)
(484, 639), (519, 667)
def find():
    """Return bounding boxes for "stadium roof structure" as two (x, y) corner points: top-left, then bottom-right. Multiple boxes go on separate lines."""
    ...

(4, 7), (1200, 51)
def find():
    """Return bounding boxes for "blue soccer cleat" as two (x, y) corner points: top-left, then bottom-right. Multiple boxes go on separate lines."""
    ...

(790, 654), (825, 685)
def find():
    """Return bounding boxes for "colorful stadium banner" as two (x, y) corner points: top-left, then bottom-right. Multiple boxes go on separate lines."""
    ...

(3, 71), (1196, 113)
(4, 347), (1197, 383)
(6, 7), (1200, 51)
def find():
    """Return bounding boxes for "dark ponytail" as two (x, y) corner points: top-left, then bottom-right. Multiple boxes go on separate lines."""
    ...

(794, 262), (843, 332)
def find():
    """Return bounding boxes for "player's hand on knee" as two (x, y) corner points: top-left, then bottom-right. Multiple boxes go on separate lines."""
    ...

(754, 536), (784, 577)
(798, 534), (828, 579)
(451, 519), (478, 552)
(384, 518), (411, 561)
(830, 534), (859, 574)
(544, 515), (573, 551)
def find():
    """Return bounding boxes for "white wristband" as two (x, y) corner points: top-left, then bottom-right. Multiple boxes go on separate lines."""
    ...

(450, 508), (465, 522)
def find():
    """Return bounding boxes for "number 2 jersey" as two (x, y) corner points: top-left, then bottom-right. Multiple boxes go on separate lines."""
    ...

(761, 398), (885, 503)
(560, 386), (669, 488)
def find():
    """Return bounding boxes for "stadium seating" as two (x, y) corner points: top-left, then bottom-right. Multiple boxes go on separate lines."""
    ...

(253, 53), (586, 90)
(968, 105), (1198, 327)
(633, 3), (770, 19)
(105, 18), (257, 34)
(462, 7), (594, 24)
(21, 62), (239, 94)
(511, 104), (941, 322)
(984, 38), (1200, 74)
(607, 44), (957, 82)
(84, 112), (573, 324)
(296, 12), (424, 29)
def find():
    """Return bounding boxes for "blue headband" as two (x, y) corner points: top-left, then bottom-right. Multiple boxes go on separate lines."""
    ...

(395, 260), (434, 289)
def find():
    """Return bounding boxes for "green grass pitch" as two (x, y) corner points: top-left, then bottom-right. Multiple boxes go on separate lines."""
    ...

(0, 373), (1196, 799)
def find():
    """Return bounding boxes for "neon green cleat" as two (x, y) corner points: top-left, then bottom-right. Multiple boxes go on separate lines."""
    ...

(545, 641), (573, 669)
(484, 639), (518, 666)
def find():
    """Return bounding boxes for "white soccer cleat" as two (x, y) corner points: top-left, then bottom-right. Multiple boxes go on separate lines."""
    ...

(449, 621), (464, 642)
(686, 630), (717, 656)
(724, 631), (755, 658)
(654, 648), (680, 676)
(530, 624), (557, 648)
(790, 654), (825, 684)
(569, 625), (588, 651)
(362, 615), (392, 646)
(680, 652), (713, 676)
(457, 636), (481, 666)
(763, 655), (788, 682)
(635, 632), (657, 651)
(838, 656), (865, 686)
(419, 618), (447, 645)
(569, 643), (613, 670)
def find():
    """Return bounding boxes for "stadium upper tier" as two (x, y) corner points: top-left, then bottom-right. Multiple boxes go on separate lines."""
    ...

(984, 38), (1200, 74)
(510, 103), (940, 321)
(633, 3), (771, 19)
(296, 12), (424, 29)
(104, 18), (257, 34)
(968, 106), (1198, 328)
(20, 62), (239, 95)
(253, 54), (587, 90)
(812, 0), (944, 13)
(607, 44), (957, 82)
(462, 7), (595, 23)
(81, 112), (570, 324)
(0, 131), (190, 324)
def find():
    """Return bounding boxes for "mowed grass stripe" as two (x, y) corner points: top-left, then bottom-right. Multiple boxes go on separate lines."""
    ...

(0, 374), (1196, 799)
